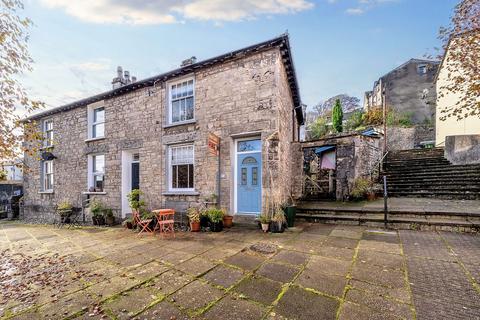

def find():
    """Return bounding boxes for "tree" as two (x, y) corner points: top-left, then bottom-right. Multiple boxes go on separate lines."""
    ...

(308, 117), (329, 140)
(332, 99), (343, 133)
(314, 94), (360, 116)
(436, 0), (479, 120)
(1, 0), (43, 162)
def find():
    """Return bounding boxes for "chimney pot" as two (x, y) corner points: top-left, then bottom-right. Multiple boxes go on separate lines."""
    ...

(131, 76), (137, 83)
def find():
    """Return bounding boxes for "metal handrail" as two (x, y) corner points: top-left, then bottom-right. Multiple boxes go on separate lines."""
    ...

(369, 151), (389, 180)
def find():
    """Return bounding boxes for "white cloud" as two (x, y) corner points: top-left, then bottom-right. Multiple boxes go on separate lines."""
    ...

(345, 8), (364, 15)
(39, 0), (314, 25)
(346, 0), (399, 15)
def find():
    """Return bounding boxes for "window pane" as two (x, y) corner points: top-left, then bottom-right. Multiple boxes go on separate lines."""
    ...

(252, 167), (258, 185)
(46, 174), (53, 190)
(175, 164), (189, 188)
(94, 107), (105, 123)
(188, 164), (194, 188)
(94, 174), (104, 192)
(241, 168), (247, 185)
(93, 155), (105, 173)
(45, 120), (53, 131)
(238, 140), (262, 152)
(187, 80), (193, 96)
(172, 100), (180, 122)
(186, 97), (194, 120)
(93, 123), (104, 138)
(171, 84), (177, 99)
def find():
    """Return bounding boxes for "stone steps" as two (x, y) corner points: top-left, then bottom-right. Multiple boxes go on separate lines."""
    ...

(296, 205), (480, 232)
(382, 148), (480, 200)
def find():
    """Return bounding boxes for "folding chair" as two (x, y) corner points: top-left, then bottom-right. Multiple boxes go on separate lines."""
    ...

(132, 210), (154, 236)
(153, 209), (175, 238)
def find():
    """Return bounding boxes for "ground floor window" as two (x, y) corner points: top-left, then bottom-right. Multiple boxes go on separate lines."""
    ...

(168, 144), (194, 191)
(41, 160), (53, 191)
(88, 154), (105, 192)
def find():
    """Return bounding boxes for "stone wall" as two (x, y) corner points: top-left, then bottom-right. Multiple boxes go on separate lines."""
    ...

(23, 48), (299, 223)
(386, 125), (434, 151)
(445, 134), (480, 165)
(301, 134), (382, 201)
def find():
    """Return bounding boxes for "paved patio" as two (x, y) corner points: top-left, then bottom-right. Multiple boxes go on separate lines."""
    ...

(0, 221), (479, 320)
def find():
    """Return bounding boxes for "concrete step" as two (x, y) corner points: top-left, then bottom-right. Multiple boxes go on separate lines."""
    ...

(382, 168), (480, 177)
(387, 185), (480, 191)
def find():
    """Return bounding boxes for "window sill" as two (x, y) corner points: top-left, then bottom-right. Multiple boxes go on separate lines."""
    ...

(163, 120), (196, 129)
(162, 191), (199, 196)
(82, 191), (107, 195)
(38, 191), (54, 194)
(40, 146), (54, 151)
(85, 137), (105, 143)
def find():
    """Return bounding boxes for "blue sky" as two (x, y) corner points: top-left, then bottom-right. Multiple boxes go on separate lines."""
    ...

(22, 0), (458, 111)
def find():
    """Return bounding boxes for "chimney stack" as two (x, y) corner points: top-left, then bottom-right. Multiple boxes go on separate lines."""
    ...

(181, 56), (197, 67)
(112, 66), (137, 89)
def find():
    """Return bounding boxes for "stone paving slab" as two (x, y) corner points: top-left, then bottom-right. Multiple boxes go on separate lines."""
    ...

(1, 222), (479, 320)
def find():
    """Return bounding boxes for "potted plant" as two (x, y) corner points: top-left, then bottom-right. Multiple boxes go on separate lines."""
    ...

(140, 208), (156, 230)
(187, 207), (201, 232)
(90, 199), (104, 225)
(122, 217), (134, 229)
(207, 208), (224, 232)
(104, 208), (115, 226)
(200, 209), (210, 228)
(259, 214), (270, 232)
(127, 189), (145, 214)
(351, 177), (375, 201)
(222, 208), (233, 228)
(57, 200), (73, 223)
(270, 208), (287, 233)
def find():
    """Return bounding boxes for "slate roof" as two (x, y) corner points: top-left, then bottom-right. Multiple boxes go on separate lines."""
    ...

(24, 33), (304, 124)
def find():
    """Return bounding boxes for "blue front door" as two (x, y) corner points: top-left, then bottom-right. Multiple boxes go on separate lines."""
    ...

(237, 151), (262, 214)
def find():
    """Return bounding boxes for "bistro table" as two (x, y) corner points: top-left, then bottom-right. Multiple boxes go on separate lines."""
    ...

(152, 209), (175, 238)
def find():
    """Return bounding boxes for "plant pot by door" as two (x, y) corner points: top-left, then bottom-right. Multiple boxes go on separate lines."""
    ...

(223, 215), (233, 228)
(200, 215), (210, 228)
(210, 221), (223, 232)
(190, 221), (201, 232)
(261, 223), (269, 232)
(105, 216), (115, 226)
(366, 192), (376, 201)
(283, 206), (297, 228)
(270, 221), (285, 233)
(93, 215), (105, 226)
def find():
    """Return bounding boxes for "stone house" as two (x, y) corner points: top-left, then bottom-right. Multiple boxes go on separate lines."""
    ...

(22, 34), (304, 223)
(363, 58), (440, 124)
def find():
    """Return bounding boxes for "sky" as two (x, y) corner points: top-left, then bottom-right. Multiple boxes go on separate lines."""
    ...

(21, 0), (459, 112)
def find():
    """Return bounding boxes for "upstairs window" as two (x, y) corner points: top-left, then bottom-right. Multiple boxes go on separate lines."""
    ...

(168, 144), (194, 191)
(169, 78), (194, 124)
(88, 154), (105, 192)
(43, 119), (53, 147)
(87, 104), (105, 139)
(41, 160), (53, 191)
(417, 64), (427, 75)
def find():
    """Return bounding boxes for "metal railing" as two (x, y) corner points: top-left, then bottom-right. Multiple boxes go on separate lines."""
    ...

(369, 151), (390, 181)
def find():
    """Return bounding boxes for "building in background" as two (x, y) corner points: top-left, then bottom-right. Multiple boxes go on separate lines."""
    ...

(0, 159), (23, 182)
(363, 58), (440, 124)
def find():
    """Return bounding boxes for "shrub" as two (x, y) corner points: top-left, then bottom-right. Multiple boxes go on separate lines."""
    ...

(362, 107), (384, 126)
(350, 177), (374, 200)
(90, 199), (104, 217)
(259, 214), (271, 224)
(309, 117), (329, 139)
(206, 208), (224, 223)
(127, 189), (145, 212)
(345, 109), (365, 131)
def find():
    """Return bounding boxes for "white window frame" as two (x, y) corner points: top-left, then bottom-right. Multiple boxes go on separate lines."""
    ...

(43, 119), (54, 147)
(88, 154), (105, 192)
(42, 160), (54, 192)
(168, 144), (194, 192)
(87, 102), (105, 139)
(168, 76), (195, 125)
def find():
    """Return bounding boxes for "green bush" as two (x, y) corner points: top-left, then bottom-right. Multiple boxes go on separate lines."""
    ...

(350, 177), (373, 200)
(345, 110), (364, 131)
(206, 208), (224, 223)
(127, 189), (145, 211)
(90, 199), (104, 217)
(309, 117), (329, 139)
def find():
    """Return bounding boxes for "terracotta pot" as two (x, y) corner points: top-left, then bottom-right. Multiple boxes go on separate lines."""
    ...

(105, 216), (115, 226)
(366, 192), (376, 201)
(223, 215), (233, 228)
(190, 221), (201, 232)
(261, 223), (269, 232)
